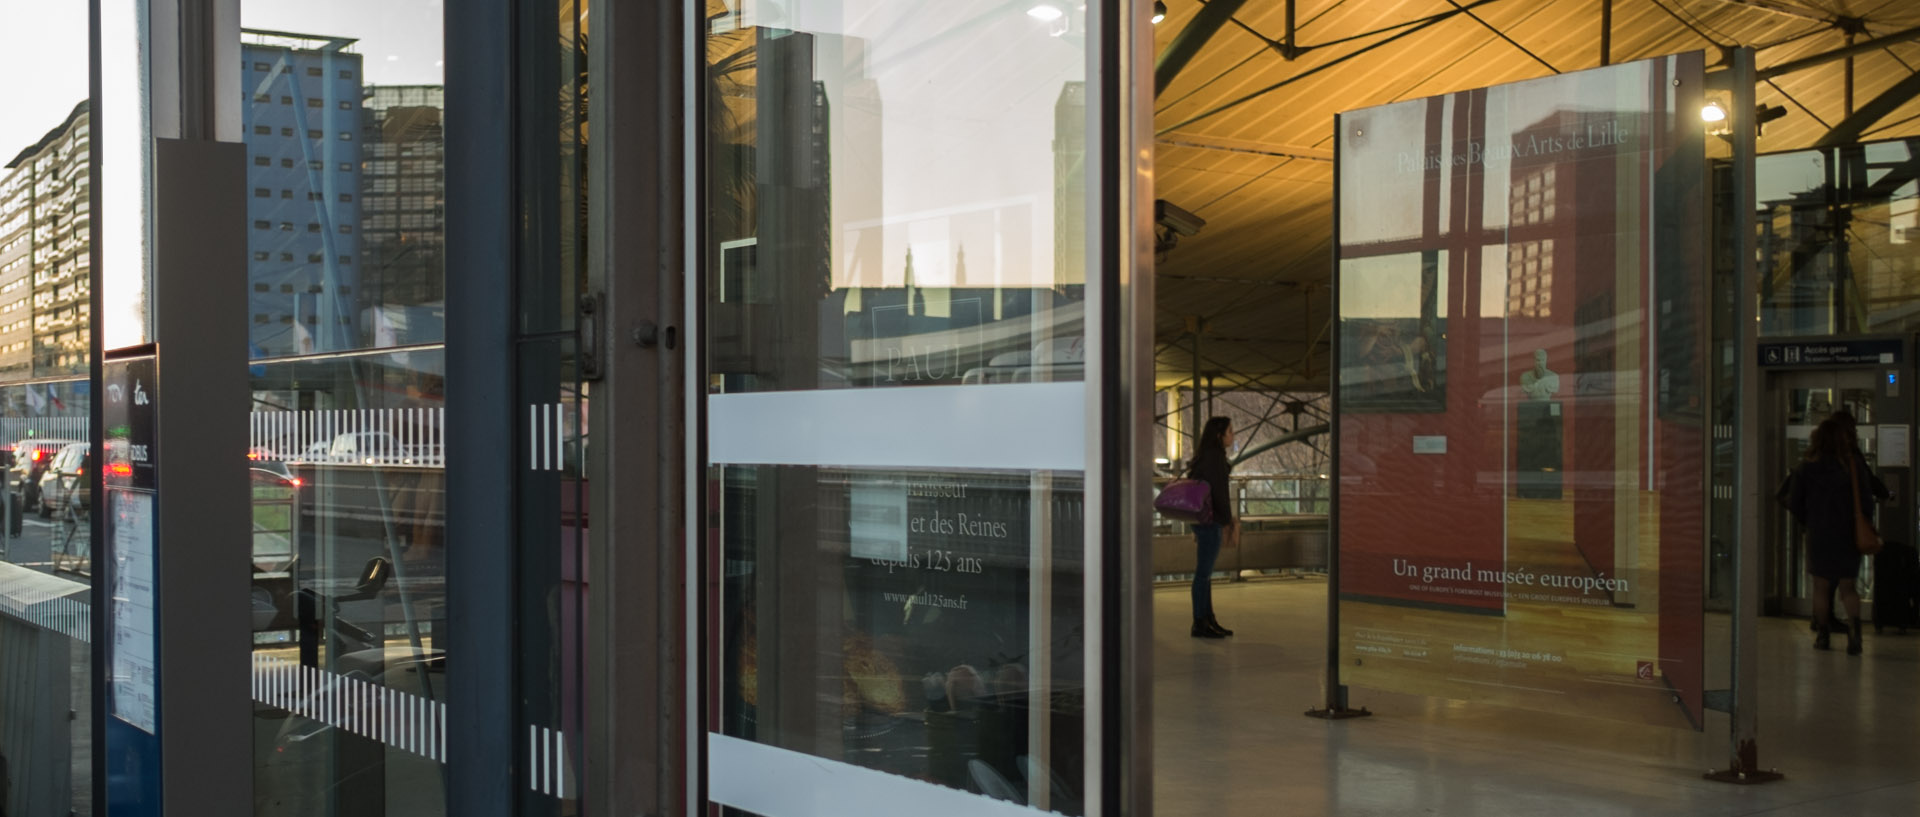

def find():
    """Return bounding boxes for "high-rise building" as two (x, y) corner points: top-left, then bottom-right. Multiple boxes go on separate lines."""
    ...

(0, 101), (91, 380)
(242, 33), (364, 358)
(360, 84), (446, 346)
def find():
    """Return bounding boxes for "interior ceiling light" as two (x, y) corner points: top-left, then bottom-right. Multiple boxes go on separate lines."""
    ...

(1028, 4), (1064, 21)
(1153, 1), (1167, 23)
(1700, 101), (1727, 123)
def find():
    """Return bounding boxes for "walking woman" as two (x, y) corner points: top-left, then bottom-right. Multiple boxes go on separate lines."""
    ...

(1786, 417), (1875, 654)
(1188, 417), (1238, 639)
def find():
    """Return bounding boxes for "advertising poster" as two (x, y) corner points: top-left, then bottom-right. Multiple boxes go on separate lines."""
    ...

(104, 350), (164, 814)
(720, 468), (1085, 812)
(1334, 54), (1707, 728)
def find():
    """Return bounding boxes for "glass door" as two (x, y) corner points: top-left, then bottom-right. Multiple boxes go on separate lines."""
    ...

(693, 1), (1136, 814)
(1764, 368), (1878, 616)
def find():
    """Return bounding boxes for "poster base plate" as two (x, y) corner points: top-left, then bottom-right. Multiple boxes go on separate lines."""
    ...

(1303, 706), (1372, 720)
(1702, 768), (1783, 785)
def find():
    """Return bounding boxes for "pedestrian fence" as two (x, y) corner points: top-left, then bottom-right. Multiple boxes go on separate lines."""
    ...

(249, 408), (446, 468)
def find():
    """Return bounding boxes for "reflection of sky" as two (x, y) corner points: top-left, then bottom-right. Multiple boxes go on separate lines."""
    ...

(1757, 150), (1826, 205)
(1339, 254), (1447, 319)
(0, 5), (89, 161)
(242, 0), (445, 85)
(755, 0), (1084, 291)
(2, 1), (443, 160)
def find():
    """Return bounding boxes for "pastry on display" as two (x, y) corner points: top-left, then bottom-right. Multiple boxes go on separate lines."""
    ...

(737, 609), (758, 708)
(843, 633), (906, 715)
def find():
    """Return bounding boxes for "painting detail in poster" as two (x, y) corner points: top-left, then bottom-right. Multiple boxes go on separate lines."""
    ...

(722, 467), (1086, 812)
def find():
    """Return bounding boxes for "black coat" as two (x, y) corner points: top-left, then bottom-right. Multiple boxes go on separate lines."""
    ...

(1188, 447), (1234, 525)
(1785, 454), (1883, 580)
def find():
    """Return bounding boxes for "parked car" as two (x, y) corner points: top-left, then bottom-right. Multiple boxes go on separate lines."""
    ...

(37, 442), (89, 517)
(9, 438), (82, 510)
(328, 432), (417, 465)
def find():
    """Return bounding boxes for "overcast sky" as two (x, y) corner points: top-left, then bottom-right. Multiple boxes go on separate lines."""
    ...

(1, 0), (443, 163)
(0, 2), (89, 163)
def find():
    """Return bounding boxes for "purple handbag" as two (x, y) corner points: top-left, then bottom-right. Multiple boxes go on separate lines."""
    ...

(1154, 479), (1214, 524)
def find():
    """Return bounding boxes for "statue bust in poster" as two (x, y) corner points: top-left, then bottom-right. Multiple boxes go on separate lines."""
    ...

(1516, 348), (1563, 498)
(1519, 349), (1560, 401)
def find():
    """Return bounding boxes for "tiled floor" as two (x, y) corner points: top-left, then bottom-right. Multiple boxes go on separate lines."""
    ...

(1153, 577), (1920, 816)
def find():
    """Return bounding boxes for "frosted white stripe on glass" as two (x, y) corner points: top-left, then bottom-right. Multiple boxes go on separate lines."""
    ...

(708, 383), (1086, 471)
(709, 736), (1047, 817)
(526, 724), (570, 797)
(526, 403), (569, 472)
(250, 653), (446, 762)
(0, 563), (90, 642)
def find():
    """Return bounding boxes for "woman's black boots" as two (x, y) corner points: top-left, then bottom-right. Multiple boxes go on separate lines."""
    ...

(1206, 616), (1234, 637)
(1814, 617), (1832, 651)
(1848, 619), (1863, 655)
(1190, 619), (1225, 639)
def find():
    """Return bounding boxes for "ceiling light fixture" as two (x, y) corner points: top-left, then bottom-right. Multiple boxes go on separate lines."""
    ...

(1153, 1), (1167, 23)
(1028, 4), (1064, 21)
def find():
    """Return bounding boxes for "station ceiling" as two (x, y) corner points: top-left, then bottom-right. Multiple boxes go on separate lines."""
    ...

(1151, 0), (1920, 392)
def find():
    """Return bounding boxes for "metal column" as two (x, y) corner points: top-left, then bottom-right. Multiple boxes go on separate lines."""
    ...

(1706, 46), (1782, 785)
(445, 0), (518, 810)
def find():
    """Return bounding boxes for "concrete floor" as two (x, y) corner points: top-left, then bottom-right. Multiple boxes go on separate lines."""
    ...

(1153, 578), (1920, 817)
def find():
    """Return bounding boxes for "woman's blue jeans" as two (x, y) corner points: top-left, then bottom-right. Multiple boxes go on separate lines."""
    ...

(1192, 523), (1222, 620)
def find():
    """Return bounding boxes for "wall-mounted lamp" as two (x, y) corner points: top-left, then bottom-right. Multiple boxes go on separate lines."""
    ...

(1702, 99), (1789, 138)
(1027, 4), (1064, 21)
(1153, 1), (1167, 24)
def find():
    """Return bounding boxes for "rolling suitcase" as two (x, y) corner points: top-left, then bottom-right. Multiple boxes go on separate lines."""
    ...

(1873, 541), (1919, 634)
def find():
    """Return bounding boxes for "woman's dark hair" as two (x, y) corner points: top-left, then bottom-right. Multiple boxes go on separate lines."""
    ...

(1192, 417), (1232, 468)
(1806, 418), (1847, 464)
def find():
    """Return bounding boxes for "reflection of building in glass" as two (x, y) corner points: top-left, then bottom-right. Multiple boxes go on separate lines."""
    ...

(1, 101), (92, 380)
(1506, 167), (1555, 318)
(243, 32), (364, 358)
(1053, 82), (1086, 292)
(360, 85), (446, 346)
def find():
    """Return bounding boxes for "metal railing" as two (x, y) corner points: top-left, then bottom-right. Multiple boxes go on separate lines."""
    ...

(1151, 474), (1328, 532)
(249, 408), (446, 467)
(0, 417), (88, 449)
(1151, 474), (1330, 578)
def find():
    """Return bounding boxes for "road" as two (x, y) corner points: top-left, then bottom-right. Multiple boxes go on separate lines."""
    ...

(1, 510), (90, 581)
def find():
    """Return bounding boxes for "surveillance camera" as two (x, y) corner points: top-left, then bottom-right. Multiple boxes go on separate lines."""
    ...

(1155, 200), (1206, 237)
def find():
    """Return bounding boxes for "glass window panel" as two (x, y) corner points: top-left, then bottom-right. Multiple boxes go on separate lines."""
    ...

(703, 1), (1094, 813)
(1336, 55), (1710, 730)
(0, 4), (96, 813)
(237, 3), (448, 814)
(715, 465), (1086, 813)
(705, 0), (1089, 393)
(1754, 140), (1920, 337)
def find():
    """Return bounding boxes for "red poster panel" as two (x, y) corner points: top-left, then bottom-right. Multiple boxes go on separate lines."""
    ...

(1334, 53), (1708, 729)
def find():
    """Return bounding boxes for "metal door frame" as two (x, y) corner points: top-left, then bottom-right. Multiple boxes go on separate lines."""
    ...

(1757, 335), (1917, 622)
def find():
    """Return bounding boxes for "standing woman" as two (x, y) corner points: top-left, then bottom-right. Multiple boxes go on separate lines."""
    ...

(1188, 417), (1238, 639)
(1786, 417), (1874, 654)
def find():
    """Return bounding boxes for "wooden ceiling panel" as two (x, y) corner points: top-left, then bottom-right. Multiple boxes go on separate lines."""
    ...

(1149, 0), (1920, 391)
